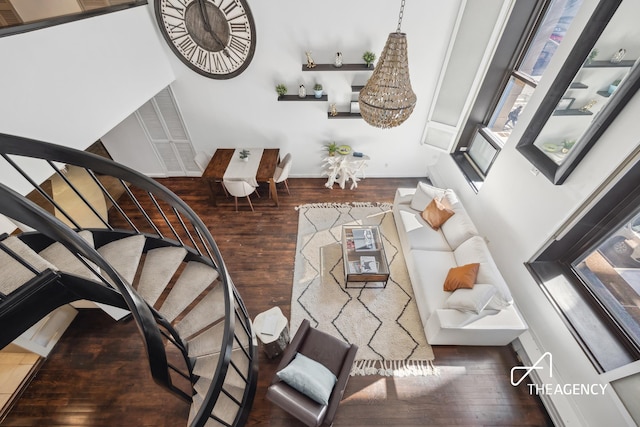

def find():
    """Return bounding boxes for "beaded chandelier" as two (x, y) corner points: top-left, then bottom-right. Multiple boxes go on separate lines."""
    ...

(359, 0), (416, 129)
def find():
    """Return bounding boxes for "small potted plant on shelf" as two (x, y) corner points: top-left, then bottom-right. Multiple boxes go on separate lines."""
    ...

(276, 84), (287, 99)
(363, 51), (376, 68)
(313, 83), (323, 98)
(325, 142), (338, 156)
(239, 149), (250, 161)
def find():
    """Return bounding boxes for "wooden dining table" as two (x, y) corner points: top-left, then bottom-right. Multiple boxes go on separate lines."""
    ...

(202, 148), (280, 207)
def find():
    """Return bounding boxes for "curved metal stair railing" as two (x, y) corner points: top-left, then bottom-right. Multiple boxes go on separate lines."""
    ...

(0, 133), (258, 427)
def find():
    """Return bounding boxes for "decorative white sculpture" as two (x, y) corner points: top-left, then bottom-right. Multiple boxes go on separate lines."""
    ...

(322, 154), (369, 190)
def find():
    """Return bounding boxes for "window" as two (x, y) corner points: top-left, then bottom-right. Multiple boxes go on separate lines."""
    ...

(572, 212), (640, 347)
(454, 0), (584, 187)
(528, 160), (640, 372)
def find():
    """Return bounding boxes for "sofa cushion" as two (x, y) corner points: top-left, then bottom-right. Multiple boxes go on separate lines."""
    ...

(453, 236), (513, 309)
(440, 203), (479, 250)
(444, 284), (497, 315)
(396, 207), (451, 251)
(409, 249), (457, 322)
(410, 182), (446, 211)
(422, 197), (455, 230)
(443, 263), (479, 291)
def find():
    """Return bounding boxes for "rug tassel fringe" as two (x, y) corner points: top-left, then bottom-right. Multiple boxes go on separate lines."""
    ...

(295, 202), (393, 211)
(351, 360), (438, 377)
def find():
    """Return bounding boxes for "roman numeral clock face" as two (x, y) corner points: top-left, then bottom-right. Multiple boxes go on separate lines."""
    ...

(155, 0), (256, 79)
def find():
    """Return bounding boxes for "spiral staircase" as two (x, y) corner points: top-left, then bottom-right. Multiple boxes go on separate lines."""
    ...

(0, 133), (258, 426)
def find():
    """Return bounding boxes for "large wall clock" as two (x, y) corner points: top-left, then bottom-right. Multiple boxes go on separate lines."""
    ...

(155, 0), (256, 79)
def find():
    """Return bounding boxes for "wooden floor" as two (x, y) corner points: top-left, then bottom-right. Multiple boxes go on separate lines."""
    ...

(2, 178), (552, 426)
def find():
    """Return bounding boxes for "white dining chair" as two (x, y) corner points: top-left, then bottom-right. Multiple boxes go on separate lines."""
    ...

(272, 153), (292, 196)
(223, 180), (257, 212)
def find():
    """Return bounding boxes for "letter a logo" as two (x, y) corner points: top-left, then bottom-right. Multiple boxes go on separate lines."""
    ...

(511, 352), (552, 386)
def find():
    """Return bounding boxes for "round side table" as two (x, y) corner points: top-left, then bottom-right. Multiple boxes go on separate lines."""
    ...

(253, 306), (289, 359)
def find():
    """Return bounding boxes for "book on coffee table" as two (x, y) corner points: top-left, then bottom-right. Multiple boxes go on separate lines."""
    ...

(360, 256), (378, 273)
(353, 228), (376, 251)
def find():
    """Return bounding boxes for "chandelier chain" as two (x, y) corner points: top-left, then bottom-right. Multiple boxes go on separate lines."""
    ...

(396, 0), (405, 32)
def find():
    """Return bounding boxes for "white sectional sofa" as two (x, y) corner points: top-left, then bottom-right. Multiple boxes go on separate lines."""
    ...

(393, 182), (527, 346)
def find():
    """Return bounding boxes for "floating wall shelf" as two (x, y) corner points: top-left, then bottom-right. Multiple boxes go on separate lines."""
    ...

(328, 112), (362, 119)
(582, 59), (636, 68)
(301, 64), (373, 71)
(553, 108), (594, 116)
(278, 94), (328, 101)
(570, 82), (588, 89)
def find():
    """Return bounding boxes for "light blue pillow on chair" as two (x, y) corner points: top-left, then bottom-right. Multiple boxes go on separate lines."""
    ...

(276, 352), (337, 405)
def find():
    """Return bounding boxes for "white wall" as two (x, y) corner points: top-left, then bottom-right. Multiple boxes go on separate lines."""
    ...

(137, 0), (463, 178)
(0, 5), (174, 194)
(428, 0), (640, 424)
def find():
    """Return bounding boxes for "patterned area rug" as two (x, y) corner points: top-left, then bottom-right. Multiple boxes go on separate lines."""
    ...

(291, 202), (436, 376)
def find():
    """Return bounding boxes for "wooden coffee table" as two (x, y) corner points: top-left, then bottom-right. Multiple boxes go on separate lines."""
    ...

(342, 225), (390, 288)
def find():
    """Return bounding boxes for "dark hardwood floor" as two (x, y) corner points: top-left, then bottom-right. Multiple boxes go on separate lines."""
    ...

(2, 178), (552, 426)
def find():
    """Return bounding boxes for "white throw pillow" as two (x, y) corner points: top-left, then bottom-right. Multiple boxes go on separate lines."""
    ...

(453, 236), (513, 309)
(410, 182), (446, 211)
(444, 284), (497, 314)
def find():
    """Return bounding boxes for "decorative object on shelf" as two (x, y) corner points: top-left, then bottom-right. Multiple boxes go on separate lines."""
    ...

(305, 51), (316, 68)
(325, 142), (338, 156)
(276, 84), (287, 98)
(154, 0), (256, 79)
(359, 0), (417, 129)
(579, 99), (597, 112)
(586, 48), (599, 64)
(313, 83), (323, 98)
(362, 51), (376, 68)
(298, 84), (306, 98)
(610, 48), (626, 63)
(608, 79), (621, 95)
(350, 101), (360, 114)
(337, 145), (352, 155)
(329, 104), (338, 116)
(353, 151), (364, 158)
(334, 52), (343, 68)
(556, 97), (575, 111)
(239, 149), (250, 162)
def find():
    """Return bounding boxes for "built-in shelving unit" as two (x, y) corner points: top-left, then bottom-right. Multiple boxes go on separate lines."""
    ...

(278, 94), (327, 101)
(301, 64), (373, 71)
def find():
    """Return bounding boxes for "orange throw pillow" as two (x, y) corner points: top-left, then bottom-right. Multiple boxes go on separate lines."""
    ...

(443, 263), (480, 292)
(422, 197), (455, 230)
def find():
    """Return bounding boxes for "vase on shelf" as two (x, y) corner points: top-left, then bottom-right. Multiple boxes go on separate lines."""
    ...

(298, 85), (306, 98)
(610, 48), (626, 63)
(334, 52), (343, 68)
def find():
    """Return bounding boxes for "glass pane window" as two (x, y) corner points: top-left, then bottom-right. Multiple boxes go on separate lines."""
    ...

(520, 0), (585, 80)
(487, 76), (536, 144)
(573, 211), (640, 346)
(468, 131), (499, 175)
(484, 0), (584, 147)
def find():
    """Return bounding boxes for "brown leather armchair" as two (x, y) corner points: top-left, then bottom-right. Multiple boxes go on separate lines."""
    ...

(266, 319), (358, 427)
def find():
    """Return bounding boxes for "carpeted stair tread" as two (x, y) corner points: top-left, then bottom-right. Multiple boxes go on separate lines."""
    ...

(0, 236), (58, 295)
(193, 349), (248, 390)
(174, 284), (225, 339)
(39, 230), (99, 281)
(136, 246), (187, 305)
(187, 322), (248, 358)
(97, 234), (145, 285)
(189, 384), (241, 427)
(208, 386), (241, 426)
(188, 393), (204, 426)
(159, 261), (219, 322)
